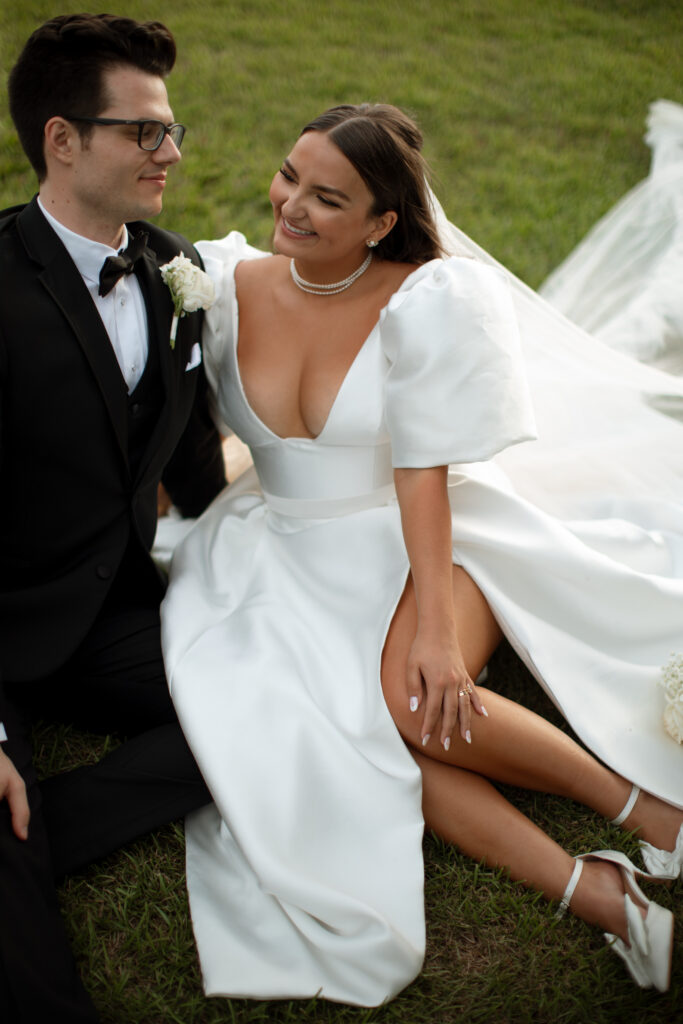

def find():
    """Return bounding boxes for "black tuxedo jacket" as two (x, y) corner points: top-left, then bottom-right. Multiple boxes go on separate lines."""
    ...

(0, 198), (226, 693)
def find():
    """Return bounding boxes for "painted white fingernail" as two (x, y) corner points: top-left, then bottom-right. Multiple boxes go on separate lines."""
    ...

(465, 730), (472, 744)
(481, 706), (489, 718)
(422, 733), (431, 747)
(409, 696), (419, 712)
(443, 736), (451, 752)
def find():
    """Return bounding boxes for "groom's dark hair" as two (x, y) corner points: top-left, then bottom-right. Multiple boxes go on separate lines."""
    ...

(8, 13), (176, 181)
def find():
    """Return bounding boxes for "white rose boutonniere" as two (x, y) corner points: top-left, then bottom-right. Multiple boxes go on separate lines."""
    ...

(159, 254), (215, 348)
(660, 652), (683, 744)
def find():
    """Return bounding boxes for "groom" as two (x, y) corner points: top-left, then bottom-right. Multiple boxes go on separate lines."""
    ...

(0, 14), (226, 1022)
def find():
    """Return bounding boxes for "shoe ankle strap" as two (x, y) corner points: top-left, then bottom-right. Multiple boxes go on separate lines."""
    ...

(555, 858), (583, 920)
(611, 785), (640, 827)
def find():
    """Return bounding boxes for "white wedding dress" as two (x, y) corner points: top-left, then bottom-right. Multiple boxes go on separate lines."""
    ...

(160, 105), (683, 1005)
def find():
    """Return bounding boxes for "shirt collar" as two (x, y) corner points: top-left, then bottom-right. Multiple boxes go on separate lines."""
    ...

(37, 196), (130, 288)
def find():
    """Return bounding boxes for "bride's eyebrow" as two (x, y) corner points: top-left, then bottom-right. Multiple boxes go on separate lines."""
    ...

(283, 158), (350, 203)
(314, 183), (351, 202)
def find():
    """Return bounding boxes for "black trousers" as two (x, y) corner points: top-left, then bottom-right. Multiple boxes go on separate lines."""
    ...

(0, 585), (211, 1023)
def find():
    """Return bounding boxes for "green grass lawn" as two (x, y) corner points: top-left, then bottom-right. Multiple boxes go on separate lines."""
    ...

(1, 1), (681, 1021)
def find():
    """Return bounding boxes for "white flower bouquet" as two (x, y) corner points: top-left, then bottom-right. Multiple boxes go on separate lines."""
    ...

(660, 653), (683, 744)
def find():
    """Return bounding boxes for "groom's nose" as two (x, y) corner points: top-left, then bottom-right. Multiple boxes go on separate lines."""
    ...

(153, 133), (182, 165)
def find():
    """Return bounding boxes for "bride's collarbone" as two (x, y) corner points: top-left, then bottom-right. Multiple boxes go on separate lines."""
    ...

(238, 283), (379, 374)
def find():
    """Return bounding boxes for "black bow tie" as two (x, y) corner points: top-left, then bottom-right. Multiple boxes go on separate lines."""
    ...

(98, 231), (149, 297)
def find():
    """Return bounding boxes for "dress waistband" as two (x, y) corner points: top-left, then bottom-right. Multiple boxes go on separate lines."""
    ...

(262, 482), (397, 519)
(251, 440), (395, 518)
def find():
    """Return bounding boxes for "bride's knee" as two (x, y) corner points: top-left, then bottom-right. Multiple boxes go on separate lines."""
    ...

(380, 662), (415, 740)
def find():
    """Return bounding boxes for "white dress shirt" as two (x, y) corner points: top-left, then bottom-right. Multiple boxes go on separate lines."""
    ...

(37, 197), (149, 393)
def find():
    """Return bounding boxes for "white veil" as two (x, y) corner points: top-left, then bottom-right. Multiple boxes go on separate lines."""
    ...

(428, 183), (683, 536)
(540, 100), (683, 375)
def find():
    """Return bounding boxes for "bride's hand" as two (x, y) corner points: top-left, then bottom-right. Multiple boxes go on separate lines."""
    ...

(406, 621), (487, 749)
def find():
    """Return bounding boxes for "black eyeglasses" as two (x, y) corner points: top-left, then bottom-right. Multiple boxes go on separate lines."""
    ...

(63, 117), (186, 152)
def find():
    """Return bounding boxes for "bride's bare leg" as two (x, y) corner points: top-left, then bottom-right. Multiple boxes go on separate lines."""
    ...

(414, 751), (639, 942)
(382, 566), (683, 852)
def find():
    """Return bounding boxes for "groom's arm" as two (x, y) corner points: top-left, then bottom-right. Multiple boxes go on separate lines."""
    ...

(0, 315), (28, 839)
(161, 359), (226, 517)
(154, 233), (227, 517)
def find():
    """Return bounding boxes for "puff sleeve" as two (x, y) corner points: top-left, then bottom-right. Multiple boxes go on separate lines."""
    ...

(195, 231), (268, 431)
(380, 257), (537, 467)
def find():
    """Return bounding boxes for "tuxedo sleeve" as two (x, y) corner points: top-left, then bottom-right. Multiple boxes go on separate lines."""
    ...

(0, 326), (9, 725)
(161, 354), (227, 517)
(155, 239), (227, 517)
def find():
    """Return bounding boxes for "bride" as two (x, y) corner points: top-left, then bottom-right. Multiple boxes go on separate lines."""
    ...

(160, 104), (683, 1006)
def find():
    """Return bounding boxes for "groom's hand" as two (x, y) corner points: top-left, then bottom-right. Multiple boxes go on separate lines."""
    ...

(157, 481), (173, 517)
(0, 747), (29, 840)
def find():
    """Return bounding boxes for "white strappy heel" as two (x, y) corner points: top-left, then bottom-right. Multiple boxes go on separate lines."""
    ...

(611, 784), (683, 881)
(556, 849), (674, 992)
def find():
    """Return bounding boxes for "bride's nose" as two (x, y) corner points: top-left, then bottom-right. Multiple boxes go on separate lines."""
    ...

(282, 188), (306, 221)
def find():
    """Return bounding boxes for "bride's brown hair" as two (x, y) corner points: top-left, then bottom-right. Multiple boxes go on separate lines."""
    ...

(300, 104), (444, 265)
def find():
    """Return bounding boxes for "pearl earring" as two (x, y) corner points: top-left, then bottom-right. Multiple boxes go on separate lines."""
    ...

(366, 239), (378, 248)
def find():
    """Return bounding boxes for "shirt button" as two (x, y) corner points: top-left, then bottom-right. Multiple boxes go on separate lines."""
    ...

(96, 564), (112, 580)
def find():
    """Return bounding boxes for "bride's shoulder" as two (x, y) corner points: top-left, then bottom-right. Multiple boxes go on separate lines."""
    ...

(235, 253), (285, 288)
(380, 260), (421, 287)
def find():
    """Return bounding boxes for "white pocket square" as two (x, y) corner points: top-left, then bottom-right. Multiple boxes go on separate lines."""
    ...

(185, 343), (202, 371)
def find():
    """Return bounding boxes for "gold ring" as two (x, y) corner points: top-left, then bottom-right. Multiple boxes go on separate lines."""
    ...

(458, 689), (468, 697)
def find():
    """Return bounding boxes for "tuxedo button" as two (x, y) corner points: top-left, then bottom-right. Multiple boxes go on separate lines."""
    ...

(96, 564), (112, 580)
(130, 403), (141, 416)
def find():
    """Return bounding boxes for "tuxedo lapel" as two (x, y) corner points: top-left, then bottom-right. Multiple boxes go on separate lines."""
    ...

(133, 243), (175, 486)
(17, 200), (129, 465)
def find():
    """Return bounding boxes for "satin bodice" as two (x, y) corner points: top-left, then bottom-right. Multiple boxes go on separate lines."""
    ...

(220, 314), (397, 516)
(198, 232), (536, 519)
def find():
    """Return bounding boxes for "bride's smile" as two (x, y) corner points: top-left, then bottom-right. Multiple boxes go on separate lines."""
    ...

(269, 130), (394, 283)
(282, 217), (316, 237)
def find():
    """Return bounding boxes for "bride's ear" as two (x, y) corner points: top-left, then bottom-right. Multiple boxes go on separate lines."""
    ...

(367, 210), (398, 247)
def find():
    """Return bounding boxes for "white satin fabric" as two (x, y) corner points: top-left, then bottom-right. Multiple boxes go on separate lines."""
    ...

(161, 181), (683, 1001)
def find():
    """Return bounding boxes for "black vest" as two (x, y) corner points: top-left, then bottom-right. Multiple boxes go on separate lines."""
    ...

(105, 336), (165, 608)
(126, 328), (163, 482)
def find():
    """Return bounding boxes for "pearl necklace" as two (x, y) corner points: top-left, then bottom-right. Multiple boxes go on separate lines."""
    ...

(290, 251), (373, 295)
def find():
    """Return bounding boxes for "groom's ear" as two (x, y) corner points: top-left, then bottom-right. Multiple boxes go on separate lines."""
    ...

(44, 117), (79, 170)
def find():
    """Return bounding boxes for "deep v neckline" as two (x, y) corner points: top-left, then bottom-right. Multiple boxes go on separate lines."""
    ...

(231, 260), (425, 443)
(233, 279), (379, 443)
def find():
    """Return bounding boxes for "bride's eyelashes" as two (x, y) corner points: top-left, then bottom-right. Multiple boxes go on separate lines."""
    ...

(278, 166), (342, 208)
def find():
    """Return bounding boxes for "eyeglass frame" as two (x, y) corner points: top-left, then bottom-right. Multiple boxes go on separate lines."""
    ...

(61, 116), (186, 152)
